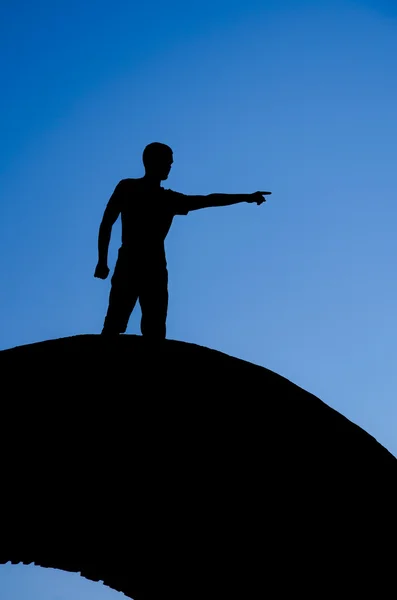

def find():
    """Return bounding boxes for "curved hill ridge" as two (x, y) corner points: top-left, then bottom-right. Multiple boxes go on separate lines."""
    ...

(0, 334), (396, 598)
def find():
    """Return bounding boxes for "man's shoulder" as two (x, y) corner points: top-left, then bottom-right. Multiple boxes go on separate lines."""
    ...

(118, 177), (141, 189)
(114, 178), (143, 202)
(162, 188), (190, 215)
(162, 187), (186, 197)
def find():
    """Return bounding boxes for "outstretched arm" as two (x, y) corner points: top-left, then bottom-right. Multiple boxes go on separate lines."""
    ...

(94, 181), (123, 279)
(185, 191), (271, 211)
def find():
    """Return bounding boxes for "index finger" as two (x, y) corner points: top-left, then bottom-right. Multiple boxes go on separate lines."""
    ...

(259, 191), (272, 195)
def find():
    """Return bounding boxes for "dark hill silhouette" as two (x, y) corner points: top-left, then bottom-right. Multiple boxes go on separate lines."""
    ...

(0, 334), (396, 598)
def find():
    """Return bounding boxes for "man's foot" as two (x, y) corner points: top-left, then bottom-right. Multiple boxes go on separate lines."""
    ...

(101, 329), (121, 338)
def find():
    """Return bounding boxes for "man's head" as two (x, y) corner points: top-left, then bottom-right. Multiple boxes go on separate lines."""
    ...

(142, 142), (173, 181)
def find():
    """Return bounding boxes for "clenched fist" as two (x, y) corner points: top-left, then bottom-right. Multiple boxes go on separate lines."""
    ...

(94, 262), (110, 280)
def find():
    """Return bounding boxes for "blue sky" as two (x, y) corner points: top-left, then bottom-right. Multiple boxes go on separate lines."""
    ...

(1, 0), (397, 597)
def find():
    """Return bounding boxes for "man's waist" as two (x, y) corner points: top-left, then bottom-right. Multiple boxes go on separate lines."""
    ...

(119, 243), (167, 263)
(121, 239), (165, 250)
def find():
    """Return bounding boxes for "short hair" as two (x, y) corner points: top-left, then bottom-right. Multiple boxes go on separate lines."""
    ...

(142, 142), (173, 168)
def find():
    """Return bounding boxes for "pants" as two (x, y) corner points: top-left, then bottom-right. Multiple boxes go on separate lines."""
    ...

(102, 249), (169, 339)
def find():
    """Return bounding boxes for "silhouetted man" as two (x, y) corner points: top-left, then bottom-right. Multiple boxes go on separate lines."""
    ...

(95, 142), (271, 339)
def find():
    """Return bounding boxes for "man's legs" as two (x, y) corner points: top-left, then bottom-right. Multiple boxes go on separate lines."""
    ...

(102, 251), (138, 335)
(138, 269), (169, 340)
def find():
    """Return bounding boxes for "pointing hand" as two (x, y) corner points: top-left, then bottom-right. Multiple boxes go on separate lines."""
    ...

(248, 191), (272, 205)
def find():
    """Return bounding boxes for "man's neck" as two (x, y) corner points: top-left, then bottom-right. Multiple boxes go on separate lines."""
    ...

(142, 174), (161, 188)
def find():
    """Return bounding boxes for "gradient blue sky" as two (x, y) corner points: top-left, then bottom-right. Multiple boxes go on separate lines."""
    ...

(1, 0), (397, 597)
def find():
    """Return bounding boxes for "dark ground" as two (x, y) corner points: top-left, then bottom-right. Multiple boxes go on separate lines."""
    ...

(1, 334), (396, 598)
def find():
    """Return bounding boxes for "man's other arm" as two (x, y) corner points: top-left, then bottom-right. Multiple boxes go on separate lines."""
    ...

(184, 191), (272, 211)
(94, 181), (124, 279)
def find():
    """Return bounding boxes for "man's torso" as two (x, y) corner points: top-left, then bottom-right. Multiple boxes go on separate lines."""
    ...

(117, 178), (189, 267)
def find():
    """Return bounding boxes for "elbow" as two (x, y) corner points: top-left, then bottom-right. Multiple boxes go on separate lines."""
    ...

(100, 219), (112, 232)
